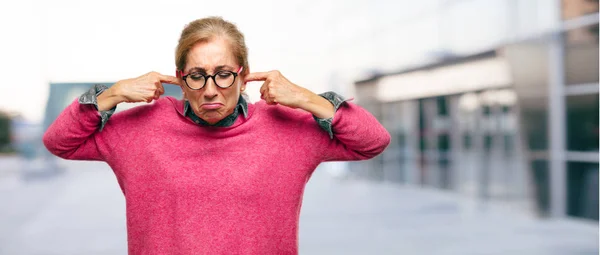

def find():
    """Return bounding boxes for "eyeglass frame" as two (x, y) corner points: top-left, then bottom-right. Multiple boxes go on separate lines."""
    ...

(177, 66), (244, 90)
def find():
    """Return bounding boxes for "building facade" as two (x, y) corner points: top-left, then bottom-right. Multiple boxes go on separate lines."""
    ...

(348, 0), (599, 221)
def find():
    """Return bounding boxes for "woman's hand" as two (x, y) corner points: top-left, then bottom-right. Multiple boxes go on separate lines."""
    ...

(245, 70), (334, 119)
(97, 72), (181, 111)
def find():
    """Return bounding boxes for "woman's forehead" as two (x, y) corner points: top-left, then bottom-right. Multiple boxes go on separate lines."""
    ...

(186, 39), (236, 71)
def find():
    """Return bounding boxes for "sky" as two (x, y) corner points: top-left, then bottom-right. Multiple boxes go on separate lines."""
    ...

(0, 0), (336, 122)
(0, 0), (452, 123)
(0, 0), (559, 122)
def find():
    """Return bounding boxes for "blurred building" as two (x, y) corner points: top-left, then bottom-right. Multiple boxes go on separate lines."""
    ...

(345, 0), (598, 221)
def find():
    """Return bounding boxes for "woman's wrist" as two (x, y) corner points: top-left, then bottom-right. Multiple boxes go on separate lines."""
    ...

(97, 86), (124, 111)
(300, 91), (334, 119)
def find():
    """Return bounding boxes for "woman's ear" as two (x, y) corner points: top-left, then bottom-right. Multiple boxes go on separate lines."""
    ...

(242, 66), (250, 85)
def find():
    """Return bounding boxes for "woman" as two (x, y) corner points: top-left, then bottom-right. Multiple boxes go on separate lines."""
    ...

(43, 16), (390, 254)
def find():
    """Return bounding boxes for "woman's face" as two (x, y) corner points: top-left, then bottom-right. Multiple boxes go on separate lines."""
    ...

(182, 37), (245, 124)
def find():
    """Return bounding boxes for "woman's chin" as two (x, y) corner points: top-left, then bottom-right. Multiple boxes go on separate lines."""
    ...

(194, 109), (231, 125)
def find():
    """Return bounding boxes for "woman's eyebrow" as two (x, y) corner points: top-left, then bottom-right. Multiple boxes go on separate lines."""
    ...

(188, 67), (206, 73)
(188, 65), (233, 73)
(214, 65), (233, 71)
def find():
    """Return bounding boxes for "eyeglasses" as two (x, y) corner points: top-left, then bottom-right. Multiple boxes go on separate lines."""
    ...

(179, 66), (243, 90)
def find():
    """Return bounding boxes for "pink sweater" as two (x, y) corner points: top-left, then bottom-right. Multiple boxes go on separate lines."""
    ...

(43, 96), (390, 254)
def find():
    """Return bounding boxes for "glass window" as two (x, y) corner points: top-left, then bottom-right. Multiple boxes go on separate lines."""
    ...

(566, 94), (599, 151)
(565, 24), (599, 85)
(484, 135), (494, 152)
(436, 96), (449, 116)
(567, 162), (599, 220)
(396, 133), (406, 149)
(463, 134), (472, 150)
(438, 134), (450, 152)
(520, 97), (549, 151)
(504, 134), (514, 155)
(531, 160), (551, 217)
(418, 100), (427, 152)
(482, 105), (492, 116)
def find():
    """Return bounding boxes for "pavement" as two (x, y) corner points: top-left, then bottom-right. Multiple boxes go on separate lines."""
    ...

(0, 156), (598, 255)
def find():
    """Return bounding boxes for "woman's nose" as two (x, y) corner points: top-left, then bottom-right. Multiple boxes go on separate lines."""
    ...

(203, 79), (218, 98)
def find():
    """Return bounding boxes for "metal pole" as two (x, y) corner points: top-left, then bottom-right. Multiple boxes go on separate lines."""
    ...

(547, 0), (566, 218)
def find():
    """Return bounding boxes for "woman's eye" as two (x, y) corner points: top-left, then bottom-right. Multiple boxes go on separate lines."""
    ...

(190, 74), (204, 80)
(218, 72), (233, 78)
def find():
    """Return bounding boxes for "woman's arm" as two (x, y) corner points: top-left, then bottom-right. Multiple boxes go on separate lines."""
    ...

(43, 72), (181, 160)
(43, 95), (112, 161)
(244, 70), (391, 161)
(317, 101), (391, 161)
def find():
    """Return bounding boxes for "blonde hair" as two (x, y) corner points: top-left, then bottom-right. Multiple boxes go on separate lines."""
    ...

(175, 17), (249, 76)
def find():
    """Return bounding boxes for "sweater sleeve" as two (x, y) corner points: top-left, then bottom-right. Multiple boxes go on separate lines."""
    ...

(312, 91), (351, 139)
(42, 98), (114, 161)
(318, 101), (391, 162)
(78, 84), (117, 131)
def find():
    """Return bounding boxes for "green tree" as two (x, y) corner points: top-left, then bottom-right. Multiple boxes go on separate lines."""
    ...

(0, 113), (12, 152)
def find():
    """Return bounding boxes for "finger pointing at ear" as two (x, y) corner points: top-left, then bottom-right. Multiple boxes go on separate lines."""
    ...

(245, 72), (270, 82)
(158, 74), (182, 86)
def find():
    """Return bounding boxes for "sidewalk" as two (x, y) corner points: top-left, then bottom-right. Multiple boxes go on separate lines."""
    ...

(300, 169), (598, 255)
(0, 154), (21, 173)
(0, 160), (597, 255)
(0, 160), (127, 255)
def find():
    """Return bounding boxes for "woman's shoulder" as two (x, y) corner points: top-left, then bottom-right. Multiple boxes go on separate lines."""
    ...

(110, 96), (181, 123)
(252, 100), (314, 122)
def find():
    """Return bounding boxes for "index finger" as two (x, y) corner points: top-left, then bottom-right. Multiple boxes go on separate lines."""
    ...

(158, 74), (182, 86)
(244, 72), (270, 83)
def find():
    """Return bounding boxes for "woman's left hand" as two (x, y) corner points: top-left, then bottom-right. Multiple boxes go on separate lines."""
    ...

(244, 70), (311, 108)
(245, 70), (334, 118)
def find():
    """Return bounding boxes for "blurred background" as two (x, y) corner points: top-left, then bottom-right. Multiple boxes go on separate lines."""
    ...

(0, 0), (598, 254)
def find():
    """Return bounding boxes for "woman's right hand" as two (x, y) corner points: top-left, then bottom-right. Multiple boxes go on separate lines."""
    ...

(97, 72), (181, 111)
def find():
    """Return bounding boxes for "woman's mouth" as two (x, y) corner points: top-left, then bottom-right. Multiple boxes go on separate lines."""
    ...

(201, 103), (223, 110)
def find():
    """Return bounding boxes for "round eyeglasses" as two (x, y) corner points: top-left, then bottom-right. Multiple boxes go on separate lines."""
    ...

(179, 66), (244, 90)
